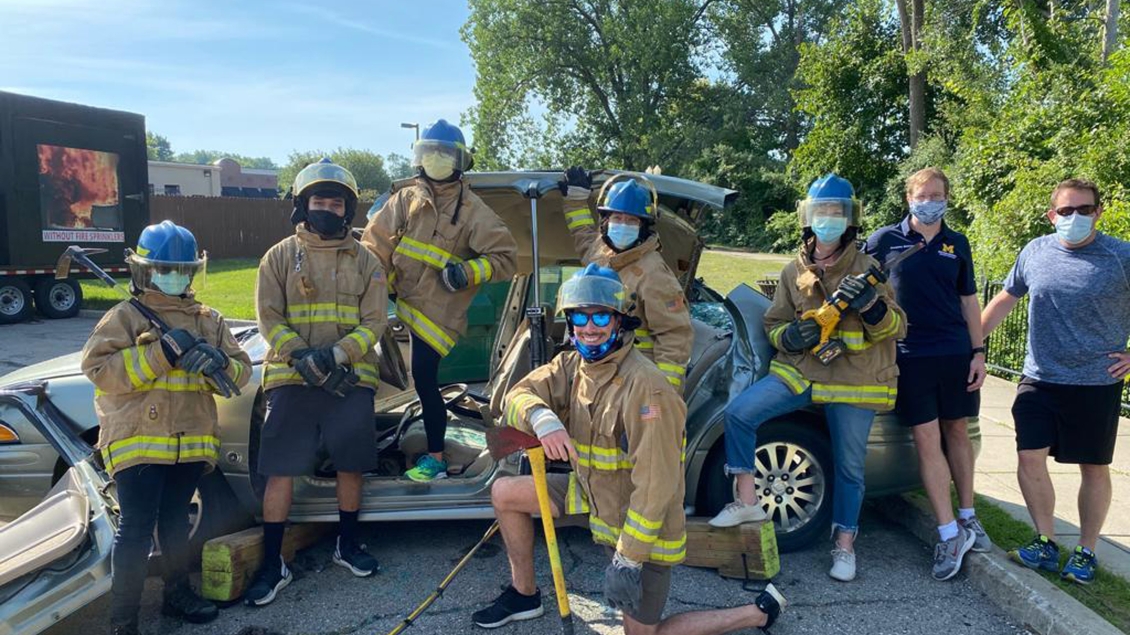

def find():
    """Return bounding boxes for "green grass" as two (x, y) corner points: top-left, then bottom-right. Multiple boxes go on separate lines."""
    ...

(966, 492), (1130, 632)
(80, 258), (260, 320)
(696, 250), (791, 295)
(80, 251), (790, 318)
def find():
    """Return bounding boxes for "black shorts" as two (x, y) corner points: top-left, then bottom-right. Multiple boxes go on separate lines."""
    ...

(895, 354), (981, 426)
(258, 385), (378, 476)
(1011, 377), (1122, 465)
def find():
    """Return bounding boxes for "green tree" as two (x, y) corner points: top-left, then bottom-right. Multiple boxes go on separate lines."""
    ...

(146, 132), (174, 161)
(385, 152), (415, 180)
(174, 150), (277, 170)
(277, 149), (392, 200)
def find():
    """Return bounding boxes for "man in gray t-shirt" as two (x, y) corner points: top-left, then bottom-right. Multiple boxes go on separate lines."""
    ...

(982, 178), (1130, 585)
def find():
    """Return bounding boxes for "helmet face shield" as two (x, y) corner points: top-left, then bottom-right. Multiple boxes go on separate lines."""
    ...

(797, 197), (861, 228)
(556, 275), (629, 315)
(126, 249), (207, 295)
(294, 160), (360, 201)
(413, 139), (471, 174)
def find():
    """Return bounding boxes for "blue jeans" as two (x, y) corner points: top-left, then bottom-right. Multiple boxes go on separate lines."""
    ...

(723, 374), (876, 535)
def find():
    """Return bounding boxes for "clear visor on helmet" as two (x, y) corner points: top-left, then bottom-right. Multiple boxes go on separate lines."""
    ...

(798, 198), (854, 226)
(556, 276), (628, 315)
(126, 249), (208, 294)
(412, 139), (472, 172)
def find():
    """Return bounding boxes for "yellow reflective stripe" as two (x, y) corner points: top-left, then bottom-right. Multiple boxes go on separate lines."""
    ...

(589, 516), (620, 546)
(507, 393), (544, 428)
(346, 326), (377, 355)
(633, 327), (654, 350)
(395, 300), (455, 356)
(264, 363), (301, 383)
(481, 258), (493, 282)
(650, 535), (688, 562)
(566, 208), (595, 229)
(811, 383), (897, 407)
(228, 359), (246, 384)
(870, 310), (901, 340)
(395, 236), (461, 270)
(285, 303), (360, 326)
(267, 324), (299, 351)
(565, 473), (590, 515)
(769, 360), (810, 395)
(467, 259), (483, 285)
(623, 509), (662, 543)
(101, 434), (220, 469)
(768, 323), (788, 349)
(122, 347), (158, 389)
(574, 442), (633, 470)
(835, 330), (871, 351)
(657, 362), (685, 386)
(388, 270), (397, 292)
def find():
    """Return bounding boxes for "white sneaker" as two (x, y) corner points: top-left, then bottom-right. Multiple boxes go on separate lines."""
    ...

(829, 547), (856, 582)
(708, 500), (769, 527)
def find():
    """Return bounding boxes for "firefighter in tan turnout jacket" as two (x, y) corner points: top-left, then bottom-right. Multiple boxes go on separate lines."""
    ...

(558, 168), (693, 391)
(471, 265), (785, 635)
(82, 221), (251, 635)
(362, 119), (517, 482)
(247, 159), (387, 607)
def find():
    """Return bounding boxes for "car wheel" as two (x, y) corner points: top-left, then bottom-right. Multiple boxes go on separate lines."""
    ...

(702, 419), (833, 553)
(0, 278), (34, 324)
(183, 469), (255, 562)
(33, 277), (83, 319)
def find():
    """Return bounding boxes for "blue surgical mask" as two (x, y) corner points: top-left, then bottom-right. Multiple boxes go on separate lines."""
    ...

(572, 328), (620, 362)
(151, 272), (191, 296)
(1055, 212), (1094, 245)
(909, 200), (947, 225)
(811, 216), (848, 244)
(606, 222), (640, 250)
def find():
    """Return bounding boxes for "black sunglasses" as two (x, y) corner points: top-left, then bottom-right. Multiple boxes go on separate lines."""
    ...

(1053, 205), (1098, 217)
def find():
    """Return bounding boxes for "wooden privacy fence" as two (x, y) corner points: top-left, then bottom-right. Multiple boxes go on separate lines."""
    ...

(150, 196), (372, 260)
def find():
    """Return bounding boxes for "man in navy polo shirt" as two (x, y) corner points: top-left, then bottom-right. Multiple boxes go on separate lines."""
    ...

(865, 167), (990, 581)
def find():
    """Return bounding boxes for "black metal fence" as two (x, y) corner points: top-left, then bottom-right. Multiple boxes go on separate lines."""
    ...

(981, 280), (1130, 414)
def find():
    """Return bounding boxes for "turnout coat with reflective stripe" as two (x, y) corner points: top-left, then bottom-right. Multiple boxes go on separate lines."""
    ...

(81, 291), (252, 476)
(764, 242), (906, 411)
(563, 198), (692, 389)
(256, 226), (388, 392)
(361, 178), (517, 357)
(504, 339), (688, 565)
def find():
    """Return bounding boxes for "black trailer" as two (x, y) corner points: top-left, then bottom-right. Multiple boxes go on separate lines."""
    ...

(0, 91), (148, 323)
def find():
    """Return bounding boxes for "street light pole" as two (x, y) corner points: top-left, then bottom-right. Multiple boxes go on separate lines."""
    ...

(400, 122), (419, 141)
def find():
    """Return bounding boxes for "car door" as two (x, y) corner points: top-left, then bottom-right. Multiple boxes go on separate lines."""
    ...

(0, 385), (116, 635)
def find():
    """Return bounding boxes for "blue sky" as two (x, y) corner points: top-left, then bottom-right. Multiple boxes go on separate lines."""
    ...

(0, 0), (478, 164)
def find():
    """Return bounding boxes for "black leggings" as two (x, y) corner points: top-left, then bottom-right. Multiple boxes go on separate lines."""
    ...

(411, 334), (446, 454)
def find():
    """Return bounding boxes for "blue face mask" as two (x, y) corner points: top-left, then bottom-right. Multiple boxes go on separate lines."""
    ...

(572, 328), (620, 362)
(151, 272), (191, 296)
(606, 222), (640, 251)
(910, 200), (947, 225)
(1055, 212), (1094, 245)
(811, 216), (848, 244)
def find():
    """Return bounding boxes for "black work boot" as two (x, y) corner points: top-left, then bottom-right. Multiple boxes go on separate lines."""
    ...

(161, 581), (219, 624)
(755, 583), (787, 630)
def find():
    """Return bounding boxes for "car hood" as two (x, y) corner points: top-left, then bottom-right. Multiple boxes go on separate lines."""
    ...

(387, 170), (737, 286)
(0, 353), (84, 386)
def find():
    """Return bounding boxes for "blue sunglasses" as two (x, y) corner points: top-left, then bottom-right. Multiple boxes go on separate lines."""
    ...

(568, 311), (613, 327)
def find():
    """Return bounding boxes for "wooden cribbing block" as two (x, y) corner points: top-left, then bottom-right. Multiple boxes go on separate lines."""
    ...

(201, 523), (330, 602)
(682, 517), (780, 580)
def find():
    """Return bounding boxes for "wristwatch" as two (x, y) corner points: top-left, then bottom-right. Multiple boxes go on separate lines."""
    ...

(971, 346), (986, 356)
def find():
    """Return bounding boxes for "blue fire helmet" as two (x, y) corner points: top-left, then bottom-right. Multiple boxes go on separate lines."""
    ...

(597, 175), (659, 222)
(556, 263), (629, 315)
(126, 220), (206, 293)
(412, 119), (473, 173)
(797, 172), (863, 227)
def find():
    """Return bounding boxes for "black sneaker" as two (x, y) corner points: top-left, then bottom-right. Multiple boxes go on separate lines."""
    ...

(754, 583), (787, 630)
(471, 585), (544, 629)
(162, 581), (219, 623)
(333, 536), (381, 577)
(244, 555), (292, 607)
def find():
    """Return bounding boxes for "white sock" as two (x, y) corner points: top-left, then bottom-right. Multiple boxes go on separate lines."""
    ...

(938, 520), (959, 541)
(958, 508), (976, 521)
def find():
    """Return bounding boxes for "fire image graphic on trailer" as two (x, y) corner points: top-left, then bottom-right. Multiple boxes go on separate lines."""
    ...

(37, 144), (124, 242)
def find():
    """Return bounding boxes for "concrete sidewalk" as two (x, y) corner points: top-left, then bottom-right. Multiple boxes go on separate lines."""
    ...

(976, 375), (1130, 580)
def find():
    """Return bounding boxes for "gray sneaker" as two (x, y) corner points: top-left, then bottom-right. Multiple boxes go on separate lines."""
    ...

(932, 526), (976, 581)
(959, 516), (992, 553)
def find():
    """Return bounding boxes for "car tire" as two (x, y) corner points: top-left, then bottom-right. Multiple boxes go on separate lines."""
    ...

(33, 277), (83, 319)
(0, 278), (34, 324)
(184, 468), (255, 563)
(701, 418), (834, 553)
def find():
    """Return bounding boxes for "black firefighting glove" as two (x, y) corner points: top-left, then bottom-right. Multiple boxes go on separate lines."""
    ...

(780, 318), (821, 352)
(441, 262), (469, 292)
(292, 347), (337, 387)
(321, 365), (360, 398)
(160, 328), (202, 365)
(180, 342), (229, 375)
(603, 552), (642, 615)
(558, 165), (592, 196)
(836, 275), (878, 313)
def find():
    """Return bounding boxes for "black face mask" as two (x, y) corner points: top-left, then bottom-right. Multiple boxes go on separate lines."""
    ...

(306, 209), (348, 238)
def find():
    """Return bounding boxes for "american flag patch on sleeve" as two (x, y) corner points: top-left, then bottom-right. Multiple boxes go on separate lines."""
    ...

(640, 404), (661, 420)
(665, 296), (685, 311)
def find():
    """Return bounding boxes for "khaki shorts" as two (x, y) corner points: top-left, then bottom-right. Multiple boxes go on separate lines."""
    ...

(544, 474), (673, 625)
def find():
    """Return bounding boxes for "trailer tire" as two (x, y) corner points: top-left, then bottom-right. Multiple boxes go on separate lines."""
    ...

(0, 278), (34, 324)
(33, 278), (83, 319)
